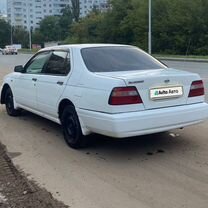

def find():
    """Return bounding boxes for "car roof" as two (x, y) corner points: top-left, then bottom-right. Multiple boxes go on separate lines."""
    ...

(39, 44), (133, 52)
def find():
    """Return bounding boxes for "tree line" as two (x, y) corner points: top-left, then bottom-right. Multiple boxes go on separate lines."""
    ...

(1, 0), (208, 55)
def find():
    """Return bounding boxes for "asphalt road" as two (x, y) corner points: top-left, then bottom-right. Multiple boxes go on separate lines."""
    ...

(0, 54), (208, 208)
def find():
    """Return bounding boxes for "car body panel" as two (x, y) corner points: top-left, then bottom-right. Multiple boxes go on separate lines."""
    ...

(77, 102), (208, 137)
(36, 74), (68, 117)
(95, 68), (203, 110)
(13, 73), (37, 110)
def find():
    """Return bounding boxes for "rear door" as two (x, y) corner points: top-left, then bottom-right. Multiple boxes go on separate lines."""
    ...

(36, 50), (71, 118)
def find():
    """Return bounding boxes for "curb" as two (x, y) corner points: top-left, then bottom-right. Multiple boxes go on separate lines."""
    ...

(157, 57), (208, 63)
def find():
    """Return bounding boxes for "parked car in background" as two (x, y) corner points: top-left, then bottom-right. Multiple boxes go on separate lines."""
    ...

(0, 48), (3, 54)
(1, 44), (208, 149)
(2, 45), (18, 55)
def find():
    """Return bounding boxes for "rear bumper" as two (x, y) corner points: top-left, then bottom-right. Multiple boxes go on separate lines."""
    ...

(78, 103), (208, 138)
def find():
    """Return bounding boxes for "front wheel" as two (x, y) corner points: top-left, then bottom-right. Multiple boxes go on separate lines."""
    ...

(61, 106), (87, 149)
(5, 88), (21, 116)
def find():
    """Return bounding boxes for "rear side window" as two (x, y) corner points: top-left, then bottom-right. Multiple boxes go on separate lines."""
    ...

(43, 51), (70, 75)
(81, 46), (166, 72)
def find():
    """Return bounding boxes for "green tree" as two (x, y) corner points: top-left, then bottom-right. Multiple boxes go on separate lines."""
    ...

(59, 5), (73, 39)
(152, 0), (208, 55)
(0, 19), (11, 48)
(99, 0), (134, 44)
(39, 16), (61, 42)
(67, 0), (136, 45)
(71, 0), (80, 22)
(67, 11), (105, 43)
(67, 0), (148, 50)
(114, 0), (148, 49)
(12, 26), (29, 48)
(32, 29), (44, 45)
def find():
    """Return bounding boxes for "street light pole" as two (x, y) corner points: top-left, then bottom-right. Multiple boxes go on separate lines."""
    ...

(27, 0), (32, 50)
(29, 27), (32, 50)
(148, 0), (152, 54)
(10, 24), (13, 45)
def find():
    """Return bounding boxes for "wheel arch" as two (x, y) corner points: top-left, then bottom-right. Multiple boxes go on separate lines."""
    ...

(58, 98), (91, 136)
(58, 98), (75, 119)
(1, 84), (11, 104)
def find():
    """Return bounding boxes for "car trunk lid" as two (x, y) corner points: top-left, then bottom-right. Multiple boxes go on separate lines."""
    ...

(96, 68), (198, 110)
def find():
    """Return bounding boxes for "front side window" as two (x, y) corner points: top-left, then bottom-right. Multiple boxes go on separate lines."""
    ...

(81, 46), (167, 72)
(25, 51), (51, 74)
(43, 51), (70, 75)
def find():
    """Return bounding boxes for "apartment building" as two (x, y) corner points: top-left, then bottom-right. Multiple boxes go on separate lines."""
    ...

(80, 0), (109, 17)
(7, 0), (109, 30)
(7, 0), (71, 30)
(0, 0), (7, 18)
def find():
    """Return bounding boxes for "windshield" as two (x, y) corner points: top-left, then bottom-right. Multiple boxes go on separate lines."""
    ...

(81, 46), (167, 72)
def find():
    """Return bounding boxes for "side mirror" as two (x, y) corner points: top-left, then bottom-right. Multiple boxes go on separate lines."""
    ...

(14, 65), (25, 73)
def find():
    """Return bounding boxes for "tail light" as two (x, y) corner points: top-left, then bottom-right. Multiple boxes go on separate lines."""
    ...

(109, 87), (143, 105)
(188, 80), (204, 97)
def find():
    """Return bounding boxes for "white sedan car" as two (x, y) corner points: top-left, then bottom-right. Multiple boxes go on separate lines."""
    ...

(2, 45), (18, 55)
(1, 44), (208, 148)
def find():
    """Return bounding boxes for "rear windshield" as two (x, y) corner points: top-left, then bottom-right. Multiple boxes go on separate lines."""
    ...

(81, 46), (166, 72)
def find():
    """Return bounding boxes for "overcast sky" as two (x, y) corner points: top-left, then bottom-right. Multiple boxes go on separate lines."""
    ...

(0, 0), (6, 14)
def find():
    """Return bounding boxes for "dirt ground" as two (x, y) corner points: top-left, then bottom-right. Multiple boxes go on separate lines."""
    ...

(0, 142), (68, 208)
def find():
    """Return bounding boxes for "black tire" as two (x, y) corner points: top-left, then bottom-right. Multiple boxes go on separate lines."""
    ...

(5, 88), (21, 116)
(61, 106), (87, 149)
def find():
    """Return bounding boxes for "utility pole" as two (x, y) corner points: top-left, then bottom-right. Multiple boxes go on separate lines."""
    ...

(10, 1), (13, 46)
(10, 24), (13, 45)
(26, 0), (32, 50)
(29, 27), (32, 50)
(148, 0), (152, 54)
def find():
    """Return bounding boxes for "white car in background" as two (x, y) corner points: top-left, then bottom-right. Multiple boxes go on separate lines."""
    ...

(1, 44), (208, 148)
(2, 45), (18, 55)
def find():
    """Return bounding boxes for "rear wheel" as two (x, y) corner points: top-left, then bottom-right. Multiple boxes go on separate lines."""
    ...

(5, 88), (21, 116)
(61, 106), (87, 149)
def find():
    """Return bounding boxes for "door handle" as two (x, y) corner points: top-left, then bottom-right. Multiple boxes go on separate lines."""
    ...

(32, 78), (37, 82)
(57, 81), (64, 86)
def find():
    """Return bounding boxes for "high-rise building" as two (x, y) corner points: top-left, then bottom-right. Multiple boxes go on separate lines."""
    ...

(7, 0), (109, 30)
(0, 0), (7, 17)
(80, 0), (109, 17)
(7, 0), (72, 30)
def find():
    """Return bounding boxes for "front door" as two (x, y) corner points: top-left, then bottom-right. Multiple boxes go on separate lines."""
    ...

(14, 51), (51, 110)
